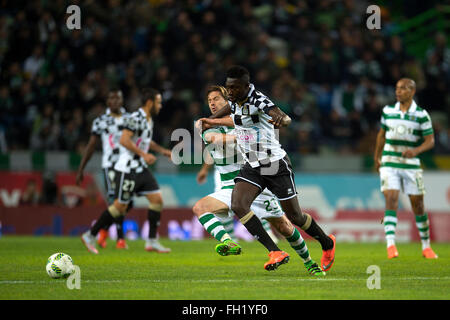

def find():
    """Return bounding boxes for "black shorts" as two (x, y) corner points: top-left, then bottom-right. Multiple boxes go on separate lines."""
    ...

(234, 155), (297, 200)
(113, 169), (160, 204)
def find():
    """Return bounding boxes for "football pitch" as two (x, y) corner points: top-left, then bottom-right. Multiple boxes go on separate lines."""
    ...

(0, 236), (449, 300)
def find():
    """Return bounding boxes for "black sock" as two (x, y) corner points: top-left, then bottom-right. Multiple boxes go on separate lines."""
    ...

(304, 219), (334, 250)
(115, 215), (124, 240)
(244, 215), (280, 252)
(148, 209), (161, 239)
(90, 209), (114, 236)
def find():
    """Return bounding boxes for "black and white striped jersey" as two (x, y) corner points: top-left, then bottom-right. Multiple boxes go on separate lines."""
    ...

(229, 83), (286, 168)
(91, 107), (127, 169)
(114, 108), (154, 173)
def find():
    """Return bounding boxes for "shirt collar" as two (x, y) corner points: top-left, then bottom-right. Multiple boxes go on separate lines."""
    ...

(106, 107), (126, 115)
(395, 100), (417, 113)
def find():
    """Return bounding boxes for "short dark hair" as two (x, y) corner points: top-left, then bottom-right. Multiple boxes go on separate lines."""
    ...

(141, 88), (160, 104)
(226, 65), (250, 83)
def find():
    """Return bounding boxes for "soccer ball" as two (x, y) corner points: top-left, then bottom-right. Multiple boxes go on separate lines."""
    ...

(46, 253), (75, 279)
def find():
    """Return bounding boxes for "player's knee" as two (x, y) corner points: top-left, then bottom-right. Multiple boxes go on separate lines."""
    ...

(192, 200), (206, 217)
(230, 200), (249, 217)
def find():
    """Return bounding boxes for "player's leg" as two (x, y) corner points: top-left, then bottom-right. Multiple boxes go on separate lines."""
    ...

(143, 191), (171, 253)
(192, 194), (241, 255)
(231, 180), (289, 271)
(81, 170), (130, 254)
(267, 216), (325, 276)
(380, 166), (401, 258)
(251, 192), (323, 275)
(404, 169), (438, 259)
(265, 156), (335, 271)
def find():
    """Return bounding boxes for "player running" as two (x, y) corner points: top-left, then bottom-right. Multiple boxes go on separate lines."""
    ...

(198, 66), (336, 272)
(374, 78), (438, 259)
(76, 89), (129, 249)
(194, 85), (325, 275)
(81, 88), (172, 254)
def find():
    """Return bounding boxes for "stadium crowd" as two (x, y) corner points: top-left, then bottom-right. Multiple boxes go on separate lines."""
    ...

(0, 0), (449, 156)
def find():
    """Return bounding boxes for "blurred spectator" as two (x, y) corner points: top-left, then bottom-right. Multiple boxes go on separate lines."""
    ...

(40, 173), (58, 205)
(20, 179), (40, 205)
(0, 0), (447, 158)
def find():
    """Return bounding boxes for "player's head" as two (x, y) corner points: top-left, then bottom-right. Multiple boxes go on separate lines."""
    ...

(141, 88), (162, 116)
(225, 65), (250, 103)
(106, 89), (123, 113)
(206, 85), (228, 115)
(395, 78), (416, 103)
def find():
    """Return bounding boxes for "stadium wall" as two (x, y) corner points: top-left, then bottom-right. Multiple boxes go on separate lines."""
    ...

(0, 171), (449, 242)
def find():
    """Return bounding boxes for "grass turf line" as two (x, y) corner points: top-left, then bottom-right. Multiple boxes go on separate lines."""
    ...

(0, 236), (448, 300)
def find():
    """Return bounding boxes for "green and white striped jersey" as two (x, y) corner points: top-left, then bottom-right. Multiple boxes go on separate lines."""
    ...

(380, 100), (433, 170)
(201, 126), (242, 189)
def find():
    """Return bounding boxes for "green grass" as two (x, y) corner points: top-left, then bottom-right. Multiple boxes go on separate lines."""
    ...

(0, 236), (449, 300)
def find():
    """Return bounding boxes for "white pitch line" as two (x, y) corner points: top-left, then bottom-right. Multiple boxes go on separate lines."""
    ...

(1, 277), (449, 285)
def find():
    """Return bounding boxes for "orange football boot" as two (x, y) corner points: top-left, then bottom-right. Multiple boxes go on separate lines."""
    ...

(422, 247), (438, 259)
(264, 251), (290, 271)
(116, 239), (128, 249)
(387, 245), (399, 259)
(97, 229), (108, 248)
(321, 234), (336, 272)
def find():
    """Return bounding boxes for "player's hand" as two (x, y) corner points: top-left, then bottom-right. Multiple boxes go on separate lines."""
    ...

(143, 153), (157, 165)
(75, 171), (83, 185)
(402, 149), (418, 158)
(196, 118), (212, 131)
(269, 115), (291, 128)
(374, 158), (381, 172)
(196, 169), (208, 185)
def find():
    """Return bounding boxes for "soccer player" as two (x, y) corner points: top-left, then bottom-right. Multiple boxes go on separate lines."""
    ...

(76, 89), (128, 249)
(374, 78), (438, 259)
(194, 85), (324, 275)
(81, 88), (172, 254)
(198, 66), (336, 272)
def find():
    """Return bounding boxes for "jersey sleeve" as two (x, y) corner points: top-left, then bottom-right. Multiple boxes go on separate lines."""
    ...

(91, 118), (102, 136)
(122, 114), (138, 133)
(420, 110), (434, 136)
(380, 107), (388, 130)
(254, 93), (275, 114)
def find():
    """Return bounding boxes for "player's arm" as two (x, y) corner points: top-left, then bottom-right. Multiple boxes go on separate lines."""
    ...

(120, 129), (156, 165)
(196, 116), (234, 131)
(203, 132), (237, 145)
(373, 128), (386, 172)
(197, 157), (213, 185)
(149, 141), (172, 159)
(266, 107), (291, 128)
(209, 104), (232, 119)
(402, 134), (435, 158)
(76, 134), (99, 185)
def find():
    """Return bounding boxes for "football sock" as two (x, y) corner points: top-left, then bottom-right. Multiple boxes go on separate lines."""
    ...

(220, 216), (235, 240)
(262, 219), (272, 234)
(286, 227), (311, 263)
(241, 214), (280, 252)
(303, 219), (334, 251)
(199, 213), (230, 242)
(384, 210), (397, 247)
(115, 215), (125, 240)
(415, 213), (430, 250)
(90, 208), (114, 236)
(147, 209), (161, 239)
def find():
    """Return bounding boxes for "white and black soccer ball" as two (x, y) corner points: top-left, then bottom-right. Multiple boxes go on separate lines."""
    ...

(46, 253), (75, 279)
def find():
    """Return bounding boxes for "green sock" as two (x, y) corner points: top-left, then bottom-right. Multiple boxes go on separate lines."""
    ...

(198, 213), (230, 242)
(415, 213), (430, 250)
(384, 210), (397, 247)
(220, 216), (235, 240)
(286, 227), (311, 263)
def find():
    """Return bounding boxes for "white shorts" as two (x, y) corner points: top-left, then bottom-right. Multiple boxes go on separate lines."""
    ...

(379, 166), (425, 195)
(208, 188), (284, 220)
